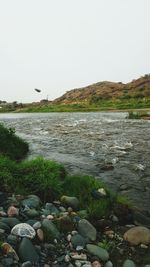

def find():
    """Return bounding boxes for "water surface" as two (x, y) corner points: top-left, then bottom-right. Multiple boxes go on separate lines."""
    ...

(0, 112), (149, 211)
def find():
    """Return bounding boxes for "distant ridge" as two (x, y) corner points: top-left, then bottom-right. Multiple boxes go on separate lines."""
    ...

(53, 75), (150, 104)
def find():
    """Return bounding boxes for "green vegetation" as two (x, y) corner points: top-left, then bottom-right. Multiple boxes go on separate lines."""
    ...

(0, 123), (29, 160)
(0, 123), (132, 220)
(128, 111), (150, 119)
(17, 98), (150, 113)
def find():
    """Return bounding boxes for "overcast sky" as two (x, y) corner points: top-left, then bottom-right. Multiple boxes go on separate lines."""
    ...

(0, 0), (150, 103)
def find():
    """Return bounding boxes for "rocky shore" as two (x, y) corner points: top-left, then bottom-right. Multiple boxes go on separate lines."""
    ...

(0, 192), (150, 267)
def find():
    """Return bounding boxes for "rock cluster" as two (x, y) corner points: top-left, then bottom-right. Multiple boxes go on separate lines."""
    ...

(0, 192), (150, 267)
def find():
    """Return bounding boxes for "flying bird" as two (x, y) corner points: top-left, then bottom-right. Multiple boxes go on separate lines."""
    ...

(34, 88), (41, 93)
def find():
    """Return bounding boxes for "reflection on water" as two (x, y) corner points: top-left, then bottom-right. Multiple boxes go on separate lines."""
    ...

(0, 112), (150, 211)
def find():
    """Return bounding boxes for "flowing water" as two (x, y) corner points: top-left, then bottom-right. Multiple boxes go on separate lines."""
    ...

(0, 112), (150, 211)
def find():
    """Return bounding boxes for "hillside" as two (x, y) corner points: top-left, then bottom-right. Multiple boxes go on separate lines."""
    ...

(53, 75), (150, 104)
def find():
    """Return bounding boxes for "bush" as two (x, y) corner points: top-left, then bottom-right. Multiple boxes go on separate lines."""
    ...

(0, 155), (17, 191)
(14, 157), (66, 200)
(0, 123), (29, 160)
(62, 175), (114, 219)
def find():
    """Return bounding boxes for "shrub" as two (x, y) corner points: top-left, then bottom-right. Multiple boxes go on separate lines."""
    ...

(0, 123), (29, 160)
(0, 155), (17, 191)
(15, 157), (66, 200)
(62, 175), (114, 219)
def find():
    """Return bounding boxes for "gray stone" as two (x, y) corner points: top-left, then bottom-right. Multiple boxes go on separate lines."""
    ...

(25, 219), (38, 226)
(71, 233), (86, 249)
(21, 261), (32, 267)
(61, 196), (79, 210)
(32, 221), (41, 229)
(1, 257), (14, 266)
(42, 218), (60, 241)
(11, 223), (36, 239)
(104, 261), (113, 267)
(45, 203), (59, 215)
(86, 244), (109, 261)
(0, 222), (10, 231)
(21, 195), (41, 209)
(78, 219), (97, 241)
(25, 208), (39, 218)
(7, 234), (18, 245)
(122, 259), (136, 267)
(18, 237), (39, 263)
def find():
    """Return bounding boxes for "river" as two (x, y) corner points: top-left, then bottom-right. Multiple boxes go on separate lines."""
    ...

(0, 112), (150, 211)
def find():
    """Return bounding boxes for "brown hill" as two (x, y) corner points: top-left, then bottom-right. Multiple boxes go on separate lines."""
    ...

(53, 75), (150, 104)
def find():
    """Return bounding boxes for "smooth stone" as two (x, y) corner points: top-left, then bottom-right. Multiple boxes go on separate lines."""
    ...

(0, 222), (10, 231)
(123, 226), (150, 245)
(41, 209), (52, 216)
(25, 208), (39, 218)
(1, 258), (14, 266)
(33, 221), (41, 229)
(37, 228), (44, 241)
(0, 228), (5, 234)
(7, 206), (19, 217)
(104, 261), (113, 267)
(1, 242), (19, 261)
(7, 234), (18, 245)
(86, 244), (109, 261)
(42, 218), (60, 241)
(71, 233), (86, 249)
(45, 203), (59, 214)
(92, 261), (102, 267)
(0, 217), (20, 228)
(26, 219), (38, 226)
(21, 261), (32, 267)
(61, 196), (79, 210)
(21, 195), (41, 209)
(78, 219), (97, 241)
(18, 237), (39, 263)
(11, 223), (36, 239)
(122, 259), (136, 267)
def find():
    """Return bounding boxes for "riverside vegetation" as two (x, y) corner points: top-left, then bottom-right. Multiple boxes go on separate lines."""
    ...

(0, 123), (150, 266)
(0, 75), (150, 114)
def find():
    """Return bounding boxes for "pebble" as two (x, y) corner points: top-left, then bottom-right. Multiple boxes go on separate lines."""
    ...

(91, 260), (102, 267)
(0, 192), (149, 267)
(123, 226), (150, 245)
(21, 261), (32, 267)
(18, 237), (39, 263)
(122, 259), (136, 267)
(37, 228), (44, 241)
(78, 219), (97, 241)
(7, 206), (19, 217)
(11, 223), (36, 239)
(86, 244), (109, 261)
(33, 221), (42, 229)
(104, 261), (113, 267)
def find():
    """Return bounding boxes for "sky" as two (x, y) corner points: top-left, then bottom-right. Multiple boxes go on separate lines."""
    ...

(0, 0), (150, 103)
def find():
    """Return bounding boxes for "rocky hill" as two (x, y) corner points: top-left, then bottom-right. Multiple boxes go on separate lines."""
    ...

(53, 75), (150, 104)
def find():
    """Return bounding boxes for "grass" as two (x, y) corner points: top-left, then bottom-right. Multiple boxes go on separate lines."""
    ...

(128, 111), (150, 119)
(0, 123), (132, 220)
(0, 123), (29, 160)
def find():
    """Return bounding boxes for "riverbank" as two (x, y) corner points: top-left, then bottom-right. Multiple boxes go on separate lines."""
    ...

(0, 121), (150, 266)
